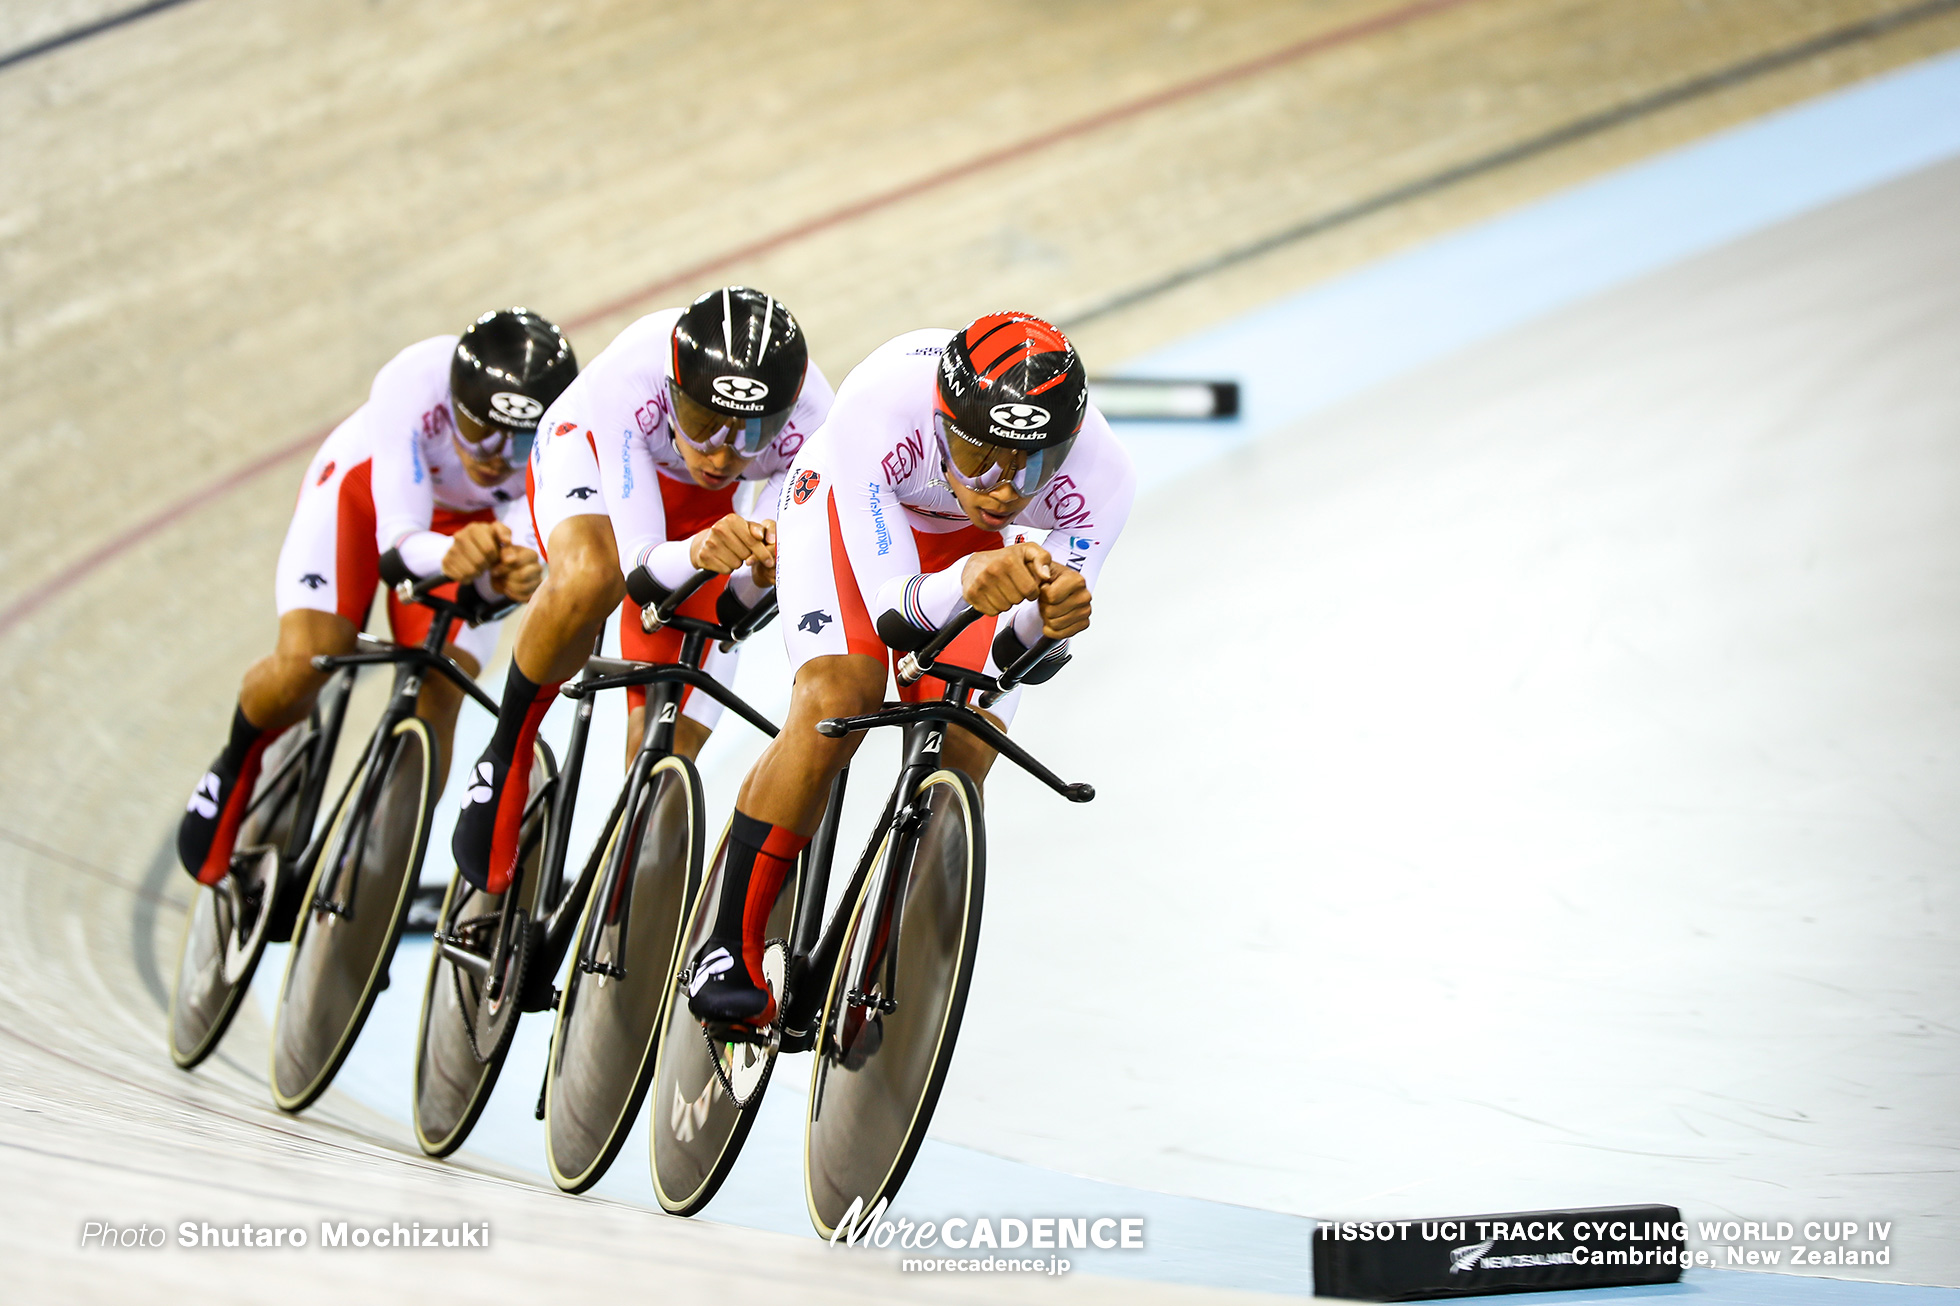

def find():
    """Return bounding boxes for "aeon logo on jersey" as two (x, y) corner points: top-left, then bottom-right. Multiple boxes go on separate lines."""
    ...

(989, 403), (1050, 432)
(881, 432), (927, 485)
(490, 392), (543, 424)
(1041, 475), (1091, 530)
(711, 375), (769, 408)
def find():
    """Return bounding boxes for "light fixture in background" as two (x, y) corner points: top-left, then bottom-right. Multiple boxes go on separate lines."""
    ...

(1088, 377), (1240, 421)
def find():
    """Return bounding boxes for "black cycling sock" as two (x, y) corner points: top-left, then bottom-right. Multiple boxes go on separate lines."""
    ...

(220, 702), (269, 771)
(453, 661), (560, 894)
(708, 810), (773, 941)
(487, 663), (546, 762)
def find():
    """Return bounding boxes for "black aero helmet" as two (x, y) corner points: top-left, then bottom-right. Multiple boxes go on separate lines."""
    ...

(450, 308), (577, 456)
(668, 286), (807, 456)
(932, 312), (1087, 496)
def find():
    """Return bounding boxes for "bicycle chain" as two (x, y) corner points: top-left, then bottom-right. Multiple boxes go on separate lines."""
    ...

(696, 937), (787, 1111)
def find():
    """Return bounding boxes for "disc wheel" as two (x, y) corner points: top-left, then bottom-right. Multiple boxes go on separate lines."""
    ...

(411, 742), (555, 1156)
(805, 768), (984, 1239)
(648, 818), (796, 1215)
(167, 716), (318, 1070)
(544, 753), (703, 1192)
(270, 716), (436, 1113)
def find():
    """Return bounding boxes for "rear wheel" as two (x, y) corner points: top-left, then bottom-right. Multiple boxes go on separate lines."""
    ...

(167, 714), (319, 1069)
(411, 741), (555, 1156)
(805, 769), (984, 1239)
(648, 820), (796, 1215)
(544, 753), (703, 1192)
(270, 716), (436, 1113)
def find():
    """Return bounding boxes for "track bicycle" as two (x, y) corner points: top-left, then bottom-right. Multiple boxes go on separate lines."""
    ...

(520, 568), (780, 1188)
(167, 665), (355, 1069)
(267, 564), (535, 1113)
(647, 605), (1094, 1236)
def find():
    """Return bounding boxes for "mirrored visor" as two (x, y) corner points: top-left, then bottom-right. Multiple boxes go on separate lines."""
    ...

(667, 378), (790, 458)
(932, 412), (1076, 496)
(452, 404), (534, 465)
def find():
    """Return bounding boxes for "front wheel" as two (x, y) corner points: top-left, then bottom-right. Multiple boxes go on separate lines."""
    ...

(805, 768), (984, 1239)
(544, 753), (703, 1192)
(270, 716), (436, 1113)
(411, 741), (555, 1157)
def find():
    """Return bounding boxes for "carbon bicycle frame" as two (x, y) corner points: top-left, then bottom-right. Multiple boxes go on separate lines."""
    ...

(307, 585), (507, 920)
(775, 631), (1094, 1051)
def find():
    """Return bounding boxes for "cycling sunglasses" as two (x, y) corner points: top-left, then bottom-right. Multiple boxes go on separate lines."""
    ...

(667, 378), (791, 459)
(932, 412), (1077, 497)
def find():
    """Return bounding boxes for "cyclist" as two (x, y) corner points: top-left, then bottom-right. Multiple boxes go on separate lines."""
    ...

(686, 312), (1135, 1026)
(176, 309), (576, 887)
(451, 287), (834, 896)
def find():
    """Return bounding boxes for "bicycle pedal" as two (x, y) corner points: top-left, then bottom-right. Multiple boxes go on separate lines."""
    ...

(705, 1019), (772, 1048)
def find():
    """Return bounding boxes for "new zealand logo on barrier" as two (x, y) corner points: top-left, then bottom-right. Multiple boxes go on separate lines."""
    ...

(791, 469), (821, 505)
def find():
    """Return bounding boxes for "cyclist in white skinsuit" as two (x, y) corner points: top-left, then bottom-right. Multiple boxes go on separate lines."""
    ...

(177, 310), (574, 886)
(687, 312), (1136, 1027)
(525, 304), (833, 740)
(452, 288), (833, 897)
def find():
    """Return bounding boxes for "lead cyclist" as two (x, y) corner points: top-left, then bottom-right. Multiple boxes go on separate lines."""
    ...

(686, 312), (1136, 1027)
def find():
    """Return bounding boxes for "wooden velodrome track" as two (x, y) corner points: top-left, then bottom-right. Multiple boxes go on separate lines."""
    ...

(5, 1), (1959, 1299)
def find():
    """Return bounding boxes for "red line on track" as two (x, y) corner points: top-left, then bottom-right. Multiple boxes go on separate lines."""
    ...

(0, 0), (1475, 639)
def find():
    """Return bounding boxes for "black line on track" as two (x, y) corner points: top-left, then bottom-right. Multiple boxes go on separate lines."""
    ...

(0, 0), (202, 73)
(0, 1135), (366, 1213)
(132, 838), (180, 1013)
(0, 825), (182, 914)
(1060, 0), (1960, 330)
(0, 1017), (601, 1206)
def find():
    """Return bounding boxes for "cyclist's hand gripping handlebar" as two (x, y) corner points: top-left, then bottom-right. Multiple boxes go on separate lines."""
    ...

(379, 547), (513, 624)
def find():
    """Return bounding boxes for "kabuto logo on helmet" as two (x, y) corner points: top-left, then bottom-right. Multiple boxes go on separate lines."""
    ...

(711, 375), (770, 408)
(988, 403), (1050, 431)
(489, 391), (545, 425)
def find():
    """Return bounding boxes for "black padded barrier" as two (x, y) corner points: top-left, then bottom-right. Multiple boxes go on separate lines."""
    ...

(1313, 1203), (1686, 1300)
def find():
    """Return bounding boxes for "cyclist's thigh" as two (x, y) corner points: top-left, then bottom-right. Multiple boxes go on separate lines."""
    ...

(777, 476), (910, 680)
(275, 454), (379, 629)
(529, 421), (609, 555)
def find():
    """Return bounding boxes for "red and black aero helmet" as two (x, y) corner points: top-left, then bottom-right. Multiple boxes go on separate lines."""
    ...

(933, 313), (1086, 495)
(668, 286), (807, 456)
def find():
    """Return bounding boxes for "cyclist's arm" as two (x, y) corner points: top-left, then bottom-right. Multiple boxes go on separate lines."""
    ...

(366, 351), (450, 577)
(997, 411), (1137, 652)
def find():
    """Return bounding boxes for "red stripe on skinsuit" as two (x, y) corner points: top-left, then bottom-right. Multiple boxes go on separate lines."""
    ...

(333, 460), (379, 628)
(825, 489), (886, 662)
